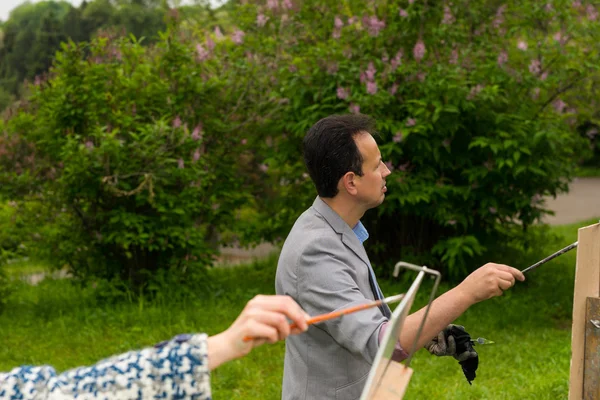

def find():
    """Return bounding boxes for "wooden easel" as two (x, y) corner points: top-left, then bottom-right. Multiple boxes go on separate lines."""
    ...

(569, 222), (600, 400)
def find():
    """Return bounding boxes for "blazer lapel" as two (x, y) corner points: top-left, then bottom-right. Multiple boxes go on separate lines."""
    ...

(311, 197), (391, 317)
(311, 197), (372, 268)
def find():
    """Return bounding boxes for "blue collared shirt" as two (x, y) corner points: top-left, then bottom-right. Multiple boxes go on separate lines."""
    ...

(352, 221), (369, 244)
(352, 221), (385, 302)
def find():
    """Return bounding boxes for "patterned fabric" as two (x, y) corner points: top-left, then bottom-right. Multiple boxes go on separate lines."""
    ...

(0, 333), (211, 400)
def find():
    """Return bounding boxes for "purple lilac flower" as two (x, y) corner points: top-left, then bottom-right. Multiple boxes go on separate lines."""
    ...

(193, 148), (201, 162)
(442, 6), (455, 24)
(399, 8), (408, 17)
(214, 27), (224, 40)
(366, 81), (377, 95)
(349, 103), (360, 114)
(517, 40), (528, 50)
(257, 13), (269, 27)
(173, 116), (182, 128)
(206, 37), (215, 51)
(85, 140), (94, 149)
(553, 99), (567, 113)
(337, 87), (349, 100)
(529, 59), (541, 74)
(192, 124), (203, 140)
(497, 51), (508, 66)
(364, 15), (385, 37)
(587, 4), (598, 20)
(360, 72), (366, 84)
(467, 85), (484, 100)
(492, 5), (506, 28)
(259, 163), (269, 172)
(178, 158), (185, 169)
(389, 83), (398, 95)
(406, 118), (416, 127)
(334, 16), (344, 29)
(232, 29), (245, 44)
(282, 0), (293, 9)
(393, 131), (403, 143)
(449, 49), (458, 64)
(196, 44), (210, 61)
(332, 29), (341, 39)
(365, 62), (376, 81)
(267, 0), (278, 10)
(391, 50), (403, 69)
(413, 40), (426, 61)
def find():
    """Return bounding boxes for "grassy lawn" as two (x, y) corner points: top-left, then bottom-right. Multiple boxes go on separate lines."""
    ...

(575, 166), (600, 177)
(1, 218), (598, 399)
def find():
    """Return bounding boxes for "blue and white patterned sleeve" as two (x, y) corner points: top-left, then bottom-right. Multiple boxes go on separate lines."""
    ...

(0, 333), (212, 400)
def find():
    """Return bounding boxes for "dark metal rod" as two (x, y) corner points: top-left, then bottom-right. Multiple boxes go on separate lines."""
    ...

(521, 241), (578, 274)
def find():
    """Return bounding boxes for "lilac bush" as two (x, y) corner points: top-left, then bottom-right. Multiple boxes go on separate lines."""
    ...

(233, 0), (599, 278)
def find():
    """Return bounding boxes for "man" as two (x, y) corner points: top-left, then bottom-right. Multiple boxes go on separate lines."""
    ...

(275, 114), (525, 399)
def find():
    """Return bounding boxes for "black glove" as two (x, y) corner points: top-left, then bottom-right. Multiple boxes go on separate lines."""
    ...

(425, 324), (479, 384)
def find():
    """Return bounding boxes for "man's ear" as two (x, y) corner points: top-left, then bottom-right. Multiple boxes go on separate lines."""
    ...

(341, 172), (358, 195)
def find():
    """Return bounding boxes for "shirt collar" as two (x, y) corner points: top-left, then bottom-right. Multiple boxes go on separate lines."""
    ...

(352, 221), (369, 243)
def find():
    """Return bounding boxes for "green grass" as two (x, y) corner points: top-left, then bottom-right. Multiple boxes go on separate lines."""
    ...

(1, 219), (598, 399)
(575, 166), (600, 177)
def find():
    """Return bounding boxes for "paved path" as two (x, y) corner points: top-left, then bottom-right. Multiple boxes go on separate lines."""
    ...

(542, 177), (600, 225)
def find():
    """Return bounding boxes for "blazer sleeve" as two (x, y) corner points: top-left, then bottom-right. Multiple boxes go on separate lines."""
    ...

(296, 235), (387, 363)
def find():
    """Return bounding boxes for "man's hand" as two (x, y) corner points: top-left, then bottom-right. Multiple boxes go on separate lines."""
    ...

(425, 325), (477, 362)
(457, 263), (525, 305)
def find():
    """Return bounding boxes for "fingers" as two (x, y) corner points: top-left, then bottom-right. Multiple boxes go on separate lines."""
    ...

(247, 295), (310, 333)
(447, 335), (456, 356)
(456, 350), (478, 362)
(246, 319), (279, 344)
(495, 264), (525, 282)
(246, 309), (292, 341)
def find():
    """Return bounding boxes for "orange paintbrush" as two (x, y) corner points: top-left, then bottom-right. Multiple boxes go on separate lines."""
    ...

(243, 293), (405, 342)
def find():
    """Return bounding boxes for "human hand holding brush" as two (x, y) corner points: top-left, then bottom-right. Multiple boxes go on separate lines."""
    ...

(207, 295), (310, 369)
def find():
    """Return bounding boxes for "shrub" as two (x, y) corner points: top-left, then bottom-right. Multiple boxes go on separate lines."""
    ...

(231, 0), (598, 279)
(0, 24), (278, 288)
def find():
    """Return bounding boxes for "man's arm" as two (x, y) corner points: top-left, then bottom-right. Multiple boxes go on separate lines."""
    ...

(397, 263), (525, 351)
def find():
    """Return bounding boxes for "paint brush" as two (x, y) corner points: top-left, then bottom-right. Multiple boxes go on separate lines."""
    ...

(521, 241), (578, 274)
(243, 293), (405, 342)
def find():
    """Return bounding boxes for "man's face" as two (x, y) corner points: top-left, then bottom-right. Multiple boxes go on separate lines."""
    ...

(353, 133), (391, 209)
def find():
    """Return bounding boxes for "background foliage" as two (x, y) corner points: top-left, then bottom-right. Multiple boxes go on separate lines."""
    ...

(0, 0), (599, 285)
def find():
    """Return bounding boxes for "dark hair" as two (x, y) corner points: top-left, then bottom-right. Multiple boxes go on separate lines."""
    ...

(303, 114), (375, 198)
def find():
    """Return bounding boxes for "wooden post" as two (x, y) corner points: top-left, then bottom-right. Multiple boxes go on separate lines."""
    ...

(584, 297), (600, 399)
(569, 222), (600, 400)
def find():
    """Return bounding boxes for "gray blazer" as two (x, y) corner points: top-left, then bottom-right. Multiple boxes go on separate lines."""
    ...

(275, 197), (391, 400)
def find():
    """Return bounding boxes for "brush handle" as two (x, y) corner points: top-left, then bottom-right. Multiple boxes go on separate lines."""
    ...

(242, 296), (401, 342)
(521, 241), (578, 274)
